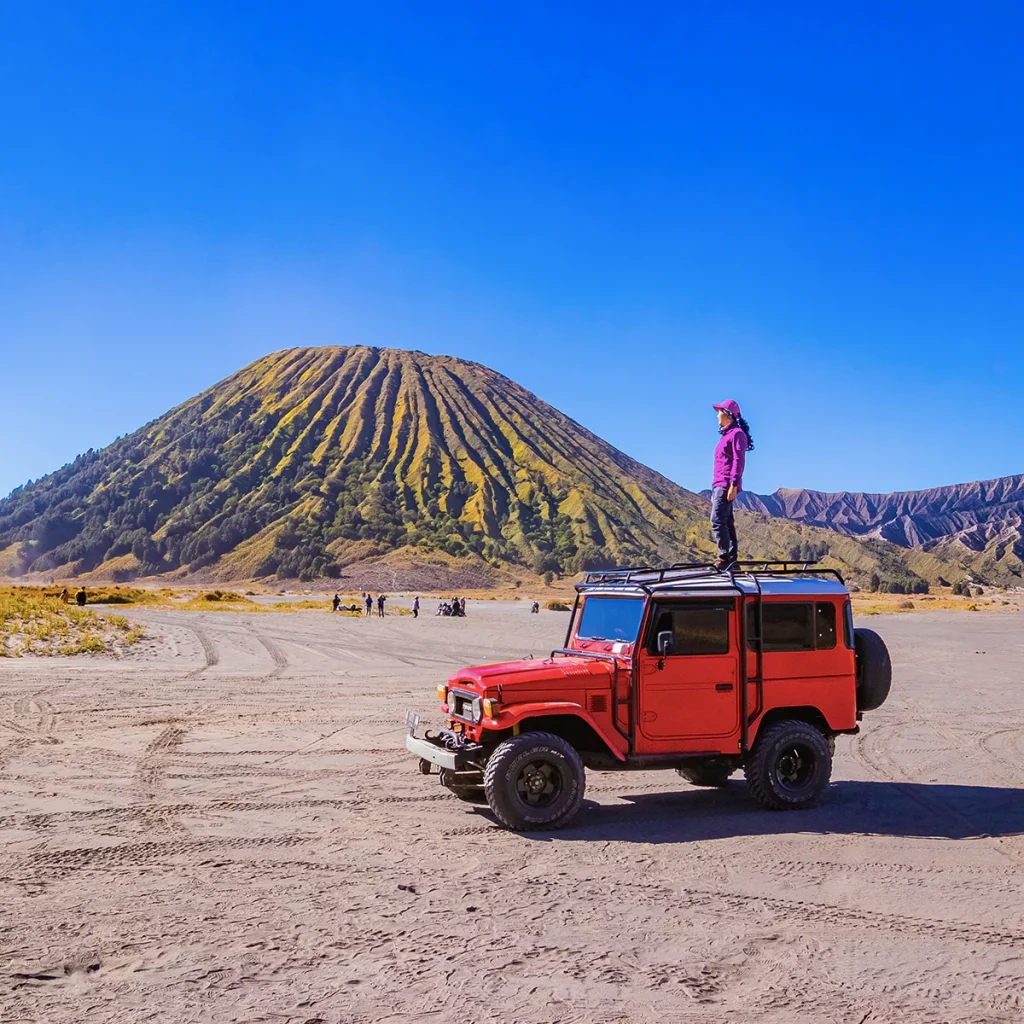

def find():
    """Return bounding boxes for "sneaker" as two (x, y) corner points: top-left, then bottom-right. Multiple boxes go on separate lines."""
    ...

(713, 558), (730, 571)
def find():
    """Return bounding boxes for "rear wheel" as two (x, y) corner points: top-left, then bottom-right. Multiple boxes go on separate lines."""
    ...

(745, 720), (832, 810)
(483, 731), (585, 831)
(676, 762), (735, 787)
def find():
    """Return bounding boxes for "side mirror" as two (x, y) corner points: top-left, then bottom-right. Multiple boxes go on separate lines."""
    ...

(657, 631), (673, 657)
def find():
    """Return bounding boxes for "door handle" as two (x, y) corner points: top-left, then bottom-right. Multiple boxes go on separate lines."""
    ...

(715, 683), (734, 692)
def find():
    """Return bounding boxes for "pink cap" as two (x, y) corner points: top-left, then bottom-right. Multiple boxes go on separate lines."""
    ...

(713, 399), (741, 418)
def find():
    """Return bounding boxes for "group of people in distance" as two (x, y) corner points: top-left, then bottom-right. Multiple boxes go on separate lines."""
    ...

(437, 596), (466, 617)
(58, 587), (87, 606)
(327, 592), (466, 617)
(329, 593), (424, 618)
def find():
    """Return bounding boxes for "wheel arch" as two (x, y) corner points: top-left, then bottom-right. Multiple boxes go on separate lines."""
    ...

(751, 705), (832, 743)
(516, 713), (624, 760)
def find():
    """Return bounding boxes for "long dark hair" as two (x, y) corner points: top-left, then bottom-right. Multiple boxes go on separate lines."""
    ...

(735, 415), (755, 451)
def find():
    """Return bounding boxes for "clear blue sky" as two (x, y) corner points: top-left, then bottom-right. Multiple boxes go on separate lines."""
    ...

(2, 2), (1022, 500)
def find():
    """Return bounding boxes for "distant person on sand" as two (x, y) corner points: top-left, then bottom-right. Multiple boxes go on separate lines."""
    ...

(531, 600), (540, 613)
(59, 588), (70, 604)
(710, 400), (754, 571)
(377, 593), (386, 617)
(332, 593), (341, 612)
(412, 596), (420, 618)
(364, 594), (372, 616)
(75, 587), (87, 607)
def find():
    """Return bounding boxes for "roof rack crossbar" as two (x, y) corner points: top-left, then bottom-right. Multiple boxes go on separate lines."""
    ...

(577, 560), (845, 590)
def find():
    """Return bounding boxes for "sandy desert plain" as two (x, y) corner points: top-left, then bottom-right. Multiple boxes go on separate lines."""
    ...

(2, 596), (1023, 1024)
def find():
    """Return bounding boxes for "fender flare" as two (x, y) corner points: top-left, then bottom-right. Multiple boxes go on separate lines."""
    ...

(491, 701), (627, 761)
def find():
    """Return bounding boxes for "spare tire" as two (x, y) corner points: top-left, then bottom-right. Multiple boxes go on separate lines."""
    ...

(854, 627), (892, 711)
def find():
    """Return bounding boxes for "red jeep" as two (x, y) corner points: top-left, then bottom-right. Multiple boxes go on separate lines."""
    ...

(406, 562), (892, 831)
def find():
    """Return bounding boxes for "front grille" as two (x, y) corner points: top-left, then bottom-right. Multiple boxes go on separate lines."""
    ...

(448, 688), (481, 724)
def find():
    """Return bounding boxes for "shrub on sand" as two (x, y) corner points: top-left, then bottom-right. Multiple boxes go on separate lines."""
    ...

(0, 586), (143, 656)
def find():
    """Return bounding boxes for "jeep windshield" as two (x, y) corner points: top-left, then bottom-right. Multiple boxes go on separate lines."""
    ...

(576, 596), (644, 643)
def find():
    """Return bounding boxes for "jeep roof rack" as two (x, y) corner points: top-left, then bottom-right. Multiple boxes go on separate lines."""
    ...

(577, 560), (845, 591)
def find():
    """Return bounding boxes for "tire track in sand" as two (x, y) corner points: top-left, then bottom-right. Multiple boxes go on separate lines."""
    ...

(252, 631), (288, 677)
(0, 696), (59, 742)
(17, 834), (309, 870)
(185, 627), (218, 678)
(134, 723), (189, 802)
(675, 884), (1024, 950)
(0, 792), (451, 831)
(0, 697), (59, 770)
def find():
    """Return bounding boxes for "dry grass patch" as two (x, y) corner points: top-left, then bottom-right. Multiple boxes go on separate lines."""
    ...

(175, 590), (258, 610)
(0, 587), (144, 656)
(851, 591), (1016, 615)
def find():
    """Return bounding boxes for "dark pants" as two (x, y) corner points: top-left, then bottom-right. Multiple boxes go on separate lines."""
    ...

(710, 486), (738, 564)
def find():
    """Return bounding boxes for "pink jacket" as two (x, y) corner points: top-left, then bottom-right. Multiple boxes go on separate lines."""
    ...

(713, 425), (748, 490)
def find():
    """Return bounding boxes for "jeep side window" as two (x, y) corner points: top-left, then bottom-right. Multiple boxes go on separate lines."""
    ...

(815, 602), (837, 650)
(746, 601), (837, 652)
(843, 599), (855, 649)
(646, 602), (731, 655)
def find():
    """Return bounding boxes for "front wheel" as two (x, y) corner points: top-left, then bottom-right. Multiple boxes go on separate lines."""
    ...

(483, 731), (585, 831)
(745, 720), (832, 810)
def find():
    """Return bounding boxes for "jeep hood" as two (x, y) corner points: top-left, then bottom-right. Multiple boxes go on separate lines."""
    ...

(449, 656), (619, 693)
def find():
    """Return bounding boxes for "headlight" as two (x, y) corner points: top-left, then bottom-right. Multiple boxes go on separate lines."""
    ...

(446, 688), (482, 723)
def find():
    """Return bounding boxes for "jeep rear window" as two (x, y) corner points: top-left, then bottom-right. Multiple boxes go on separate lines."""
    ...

(746, 601), (837, 652)
(576, 597), (644, 642)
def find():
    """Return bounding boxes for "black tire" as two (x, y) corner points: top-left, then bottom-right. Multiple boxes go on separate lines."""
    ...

(745, 719), (832, 810)
(439, 768), (487, 803)
(676, 762), (735, 787)
(483, 731), (585, 831)
(854, 627), (892, 712)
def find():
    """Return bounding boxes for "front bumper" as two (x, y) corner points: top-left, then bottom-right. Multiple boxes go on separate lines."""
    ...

(406, 733), (468, 770)
(405, 716), (484, 771)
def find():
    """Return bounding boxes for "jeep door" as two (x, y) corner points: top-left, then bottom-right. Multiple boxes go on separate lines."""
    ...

(636, 598), (740, 747)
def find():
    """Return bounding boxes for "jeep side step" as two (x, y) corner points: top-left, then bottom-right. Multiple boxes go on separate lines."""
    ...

(581, 751), (731, 771)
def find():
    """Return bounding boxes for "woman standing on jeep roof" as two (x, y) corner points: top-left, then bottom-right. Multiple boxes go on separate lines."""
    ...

(710, 400), (754, 571)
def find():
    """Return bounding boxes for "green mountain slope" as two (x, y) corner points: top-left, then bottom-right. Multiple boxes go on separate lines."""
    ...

(0, 346), (953, 589)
